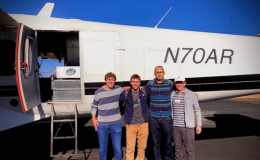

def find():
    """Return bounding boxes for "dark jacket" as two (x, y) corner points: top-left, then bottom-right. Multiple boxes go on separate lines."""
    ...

(120, 88), (149, 124)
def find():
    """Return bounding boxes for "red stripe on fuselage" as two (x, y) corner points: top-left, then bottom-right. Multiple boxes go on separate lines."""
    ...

(15, 23), (26, 113)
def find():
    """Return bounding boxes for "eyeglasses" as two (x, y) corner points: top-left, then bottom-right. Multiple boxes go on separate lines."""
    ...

(155, 72), (164, 74)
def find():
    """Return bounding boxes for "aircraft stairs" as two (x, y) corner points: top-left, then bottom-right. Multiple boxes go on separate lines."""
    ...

(50, 103), (78, 157)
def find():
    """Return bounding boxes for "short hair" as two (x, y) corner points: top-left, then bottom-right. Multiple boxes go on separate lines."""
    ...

(104, 72), (116, 81)
(154, 66), (165, 73)
(130, 74), (141, 81)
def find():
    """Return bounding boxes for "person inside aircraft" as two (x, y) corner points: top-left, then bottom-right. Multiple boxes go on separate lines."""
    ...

(91, 72), (123, 160)
(171, 76), (202, 160)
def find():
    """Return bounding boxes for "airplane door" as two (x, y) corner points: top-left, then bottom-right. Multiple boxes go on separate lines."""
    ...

(15, 23), (40, 113)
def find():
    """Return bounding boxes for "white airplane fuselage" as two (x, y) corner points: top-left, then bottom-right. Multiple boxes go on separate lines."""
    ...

(0, 11), (260, 132)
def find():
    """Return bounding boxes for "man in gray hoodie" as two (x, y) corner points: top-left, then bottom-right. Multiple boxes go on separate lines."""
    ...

(171, 76), (202, 160)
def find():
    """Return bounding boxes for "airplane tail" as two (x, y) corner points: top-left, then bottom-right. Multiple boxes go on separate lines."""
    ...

(37, 3), (54, 17)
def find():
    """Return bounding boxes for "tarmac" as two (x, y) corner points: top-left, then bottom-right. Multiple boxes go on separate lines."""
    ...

(1, 94), (260, 160)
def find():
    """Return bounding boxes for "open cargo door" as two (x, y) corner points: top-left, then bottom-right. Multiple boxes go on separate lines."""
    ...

(15, 23), (41, 112)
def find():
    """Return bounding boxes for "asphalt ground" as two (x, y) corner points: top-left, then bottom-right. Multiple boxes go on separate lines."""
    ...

(0, 94), (260, 160)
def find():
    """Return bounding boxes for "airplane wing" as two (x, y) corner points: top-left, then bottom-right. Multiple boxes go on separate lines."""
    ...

(0, 8), (18, 27)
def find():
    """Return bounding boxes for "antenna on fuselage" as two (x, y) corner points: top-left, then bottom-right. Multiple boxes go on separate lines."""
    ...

(255, 27), (260, 37)
(37, 3), (54, 17)
(154, 7), (172, 28)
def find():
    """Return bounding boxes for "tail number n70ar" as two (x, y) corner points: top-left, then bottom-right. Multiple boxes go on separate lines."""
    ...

(164, 47), (234, 64)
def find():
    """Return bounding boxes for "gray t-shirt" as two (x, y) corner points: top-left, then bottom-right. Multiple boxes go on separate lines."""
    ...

(130, 91), (145, 124)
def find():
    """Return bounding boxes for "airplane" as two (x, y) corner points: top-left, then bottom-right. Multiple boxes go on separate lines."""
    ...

(0, 2), (260, 133)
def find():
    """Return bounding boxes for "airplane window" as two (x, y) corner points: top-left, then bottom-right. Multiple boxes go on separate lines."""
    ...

(24, 37), (34, 77)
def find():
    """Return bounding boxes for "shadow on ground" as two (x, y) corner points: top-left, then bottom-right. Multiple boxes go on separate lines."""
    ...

(0, 114), (260, 160)
(197, 114), (260, 140)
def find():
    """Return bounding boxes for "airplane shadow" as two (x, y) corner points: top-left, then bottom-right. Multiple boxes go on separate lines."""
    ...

(196, 114), (260, 140)
(0, 114), (260, 160)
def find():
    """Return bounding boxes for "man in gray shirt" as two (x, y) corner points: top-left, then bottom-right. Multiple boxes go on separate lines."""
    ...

(120, 74), (149, 160)
(92, 72), (123, 160)
(171, 76), (202, 160)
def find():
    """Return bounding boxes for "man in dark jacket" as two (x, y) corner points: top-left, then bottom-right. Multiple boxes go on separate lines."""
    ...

(120, 74), (149, 160)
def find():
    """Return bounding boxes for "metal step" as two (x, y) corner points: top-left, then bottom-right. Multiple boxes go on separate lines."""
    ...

(52, 80), (81, 101)
(53, 136), (75, 139)
(52, 90), (81, 101)
(50, 104), (78, 157)
(53, 119), (75, 122)
(52, 80), (81, 89)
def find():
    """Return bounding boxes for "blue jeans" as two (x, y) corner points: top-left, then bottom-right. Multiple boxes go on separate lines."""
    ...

(97, 122), (122, 160)
(149, 115), (174, 160)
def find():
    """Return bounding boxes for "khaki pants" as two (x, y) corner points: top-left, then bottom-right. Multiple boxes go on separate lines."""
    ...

(126, 122), (149, 160)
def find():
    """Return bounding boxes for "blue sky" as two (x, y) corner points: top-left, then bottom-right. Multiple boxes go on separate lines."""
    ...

(1, 0), (260, 35)
(1, 0), (260, 77)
